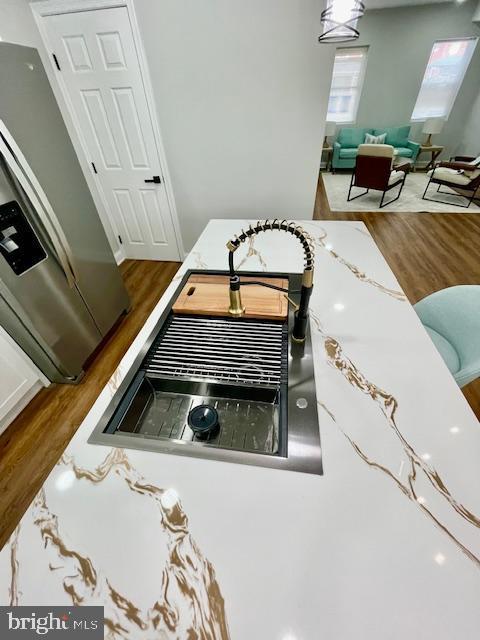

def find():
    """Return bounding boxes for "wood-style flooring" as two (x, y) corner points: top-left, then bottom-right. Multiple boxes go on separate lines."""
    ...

(0, 177), (478, 549)
(313, 171), (480, 419)
(0, 260), (179, 549)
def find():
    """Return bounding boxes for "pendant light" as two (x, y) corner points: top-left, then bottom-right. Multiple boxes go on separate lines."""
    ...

(318, 0), (365, 43)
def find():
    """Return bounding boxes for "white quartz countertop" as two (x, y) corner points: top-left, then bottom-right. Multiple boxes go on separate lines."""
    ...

(1, 220), (479, 639)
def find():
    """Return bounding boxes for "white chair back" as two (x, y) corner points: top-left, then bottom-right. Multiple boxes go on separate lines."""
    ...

(357, 144), (395, 159)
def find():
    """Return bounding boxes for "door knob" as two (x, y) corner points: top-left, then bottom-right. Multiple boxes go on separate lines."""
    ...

(144, 175), (161, 184)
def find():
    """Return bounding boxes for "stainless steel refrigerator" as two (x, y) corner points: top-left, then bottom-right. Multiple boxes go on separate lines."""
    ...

(0, 42), (130, 383)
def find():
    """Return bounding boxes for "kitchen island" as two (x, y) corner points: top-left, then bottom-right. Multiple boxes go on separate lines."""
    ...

(1, 220), (479, 639)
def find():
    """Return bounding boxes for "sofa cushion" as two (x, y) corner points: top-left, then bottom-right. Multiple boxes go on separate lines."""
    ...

(374, 126), (411, 147)
(337, 127), (373, 148)
(388, 170), (405, 186)
(427, 168), (472, 185)
(339, 148), (359, 159)
(394, 147), (413, 158)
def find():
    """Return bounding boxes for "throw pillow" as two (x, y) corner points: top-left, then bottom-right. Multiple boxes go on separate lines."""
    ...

(365, 132), (386, 144)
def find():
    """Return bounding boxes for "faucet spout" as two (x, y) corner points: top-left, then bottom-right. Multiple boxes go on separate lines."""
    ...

(226, 220), (315, 342)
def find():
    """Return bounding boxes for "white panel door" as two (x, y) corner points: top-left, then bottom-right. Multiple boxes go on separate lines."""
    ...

(44, 6), (180, 260)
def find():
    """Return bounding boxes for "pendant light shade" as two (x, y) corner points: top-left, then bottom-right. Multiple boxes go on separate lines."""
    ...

(318, 0), (365, 43)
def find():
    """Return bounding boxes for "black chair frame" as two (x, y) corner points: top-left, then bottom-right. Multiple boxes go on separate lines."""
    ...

(422, 172), (478, 209)
(347, 171), (407, 208)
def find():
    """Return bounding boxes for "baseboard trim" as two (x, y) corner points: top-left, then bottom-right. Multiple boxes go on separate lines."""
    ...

(114, 249), (125, 265)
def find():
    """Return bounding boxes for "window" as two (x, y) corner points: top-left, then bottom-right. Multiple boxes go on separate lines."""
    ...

(327, 47), (368, 124)
(411, 38), (478, 121)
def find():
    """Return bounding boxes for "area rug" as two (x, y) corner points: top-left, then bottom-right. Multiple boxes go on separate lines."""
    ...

(322, 172), (480, 213)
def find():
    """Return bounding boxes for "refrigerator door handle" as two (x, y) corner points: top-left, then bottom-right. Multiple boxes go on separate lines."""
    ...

(0, 120), (77, 288)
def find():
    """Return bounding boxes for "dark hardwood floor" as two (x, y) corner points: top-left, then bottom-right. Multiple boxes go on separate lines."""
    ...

(0, 179), (478, 550)
(0, 260), (180, 550)
(313, 171), (480, 419)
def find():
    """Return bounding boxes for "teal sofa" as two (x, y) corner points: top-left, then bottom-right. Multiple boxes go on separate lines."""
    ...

(332, 126), (420, 171)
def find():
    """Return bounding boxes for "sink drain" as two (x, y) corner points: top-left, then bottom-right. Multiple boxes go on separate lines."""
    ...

(188, 404), (220, 440)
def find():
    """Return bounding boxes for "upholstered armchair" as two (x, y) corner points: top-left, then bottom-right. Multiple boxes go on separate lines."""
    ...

(347, 144), (409, 208)
(415, 285), (480, 388)
(449, 155), (479, 162)
(423, 155), (480, 208)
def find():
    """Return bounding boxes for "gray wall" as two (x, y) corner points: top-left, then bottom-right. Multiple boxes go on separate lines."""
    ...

(0, 0), (39, 47)
(350, 0), (480, 159)
(460, 86), (480, 156)
(135, 0), (334, 251)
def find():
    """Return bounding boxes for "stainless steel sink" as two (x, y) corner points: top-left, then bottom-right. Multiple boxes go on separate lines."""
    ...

(114, 378), (281, 454)
(88, 270), (322, 475)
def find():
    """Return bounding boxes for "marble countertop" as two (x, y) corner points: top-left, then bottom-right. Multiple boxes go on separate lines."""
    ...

(1, 220), (479, 639)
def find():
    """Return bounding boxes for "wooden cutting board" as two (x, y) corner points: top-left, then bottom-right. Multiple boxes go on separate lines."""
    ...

(172, 274), (288, 320)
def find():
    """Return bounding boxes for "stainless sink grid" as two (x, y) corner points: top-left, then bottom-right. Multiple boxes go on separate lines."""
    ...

(143, 315), (287, 386)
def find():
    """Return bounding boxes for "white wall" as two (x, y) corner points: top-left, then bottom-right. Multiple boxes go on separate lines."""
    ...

(0, 0), (39, 47)
(135, 0), (334, 251)
(354, 1), (480, 160)
(460, 87), (480, 156)
(473, 0), (480, 22)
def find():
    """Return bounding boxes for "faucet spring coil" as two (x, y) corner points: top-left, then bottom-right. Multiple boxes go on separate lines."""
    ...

(227, 219), (315, 271)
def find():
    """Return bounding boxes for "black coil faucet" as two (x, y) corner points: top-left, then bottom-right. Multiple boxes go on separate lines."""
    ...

(226, 220), (315, 343)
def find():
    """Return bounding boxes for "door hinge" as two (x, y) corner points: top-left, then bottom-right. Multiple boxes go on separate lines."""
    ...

(52, 53), (61, 71)
(91, 162), (98, 174)
(118, 235), (123, 245)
